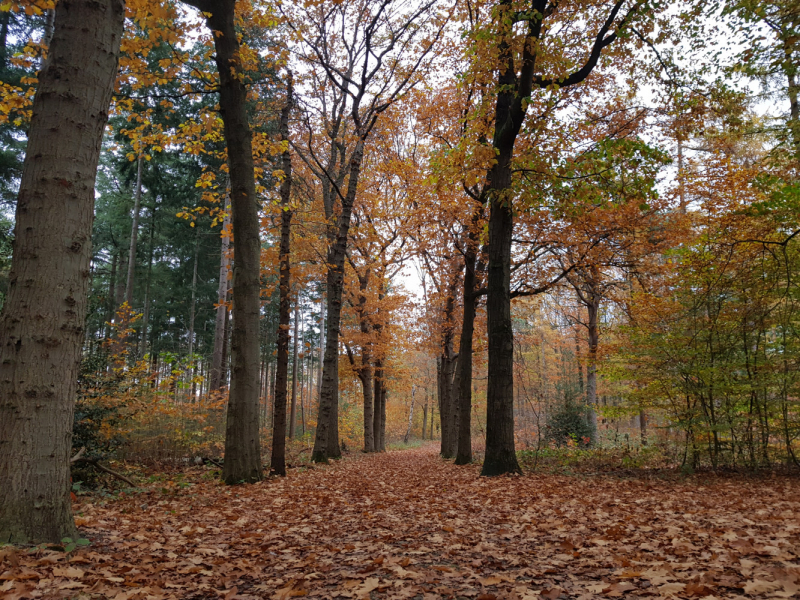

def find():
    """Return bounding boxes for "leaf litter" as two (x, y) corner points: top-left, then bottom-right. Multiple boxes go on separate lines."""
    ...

(1, 445), (799, 599)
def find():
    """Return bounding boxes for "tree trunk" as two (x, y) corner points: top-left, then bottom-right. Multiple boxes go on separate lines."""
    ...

(312, 141), (365, 463)
(355, 271), (374, 452)
(438, 285), (458, 458)
(270, 79), (292, 477)
(378, 362), (387, 451)
(373, 360), (382, 452)
(421, 398), (428, 440)
(585, 285), (600, 440)
(187, 231), (200, 400)
(190, 0), (263, 484)
(404, 388), (415, 444)
(483, 149), (521, 475)
(106, 250), (117, 338)
(210, 203), (231, 392)
(124, 155), (143, 305)
(455, 206), (482, 465)
(289, 303), (299, 440)
(0, 0), (124, 544)
(139, 205), (156, 359)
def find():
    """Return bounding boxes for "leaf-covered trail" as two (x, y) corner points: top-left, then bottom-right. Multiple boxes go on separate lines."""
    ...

(3, 444), (800, 599)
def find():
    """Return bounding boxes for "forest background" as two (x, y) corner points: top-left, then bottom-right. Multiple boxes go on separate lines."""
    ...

(1, 0), (800, 544)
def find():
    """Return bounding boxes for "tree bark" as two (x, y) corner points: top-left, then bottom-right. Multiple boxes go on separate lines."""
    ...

(270, 79), (292, 477)
(481, 0), (629, 475)
(312, 141), (365, 462)
(139, 204), (156, 359)
(404, 387), (415, 444)
(421, 397), (428, 440)
(124, 155), (143, 305)
(187, 0), (263, 484)
(106, 249), (117, 338)
(0, 0), (124, 544)
(289, 302), (299, 440)
(585, 284), (600, 439)
(439, 284), (459, 458)
(373, 358), (383, 452)
(454, 205), (483, 465)
(210, 203), (231, 392)
(188, 230), (200, 400)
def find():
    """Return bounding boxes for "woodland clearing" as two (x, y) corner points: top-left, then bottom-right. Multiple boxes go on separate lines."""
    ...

(1, 445), (799, 600)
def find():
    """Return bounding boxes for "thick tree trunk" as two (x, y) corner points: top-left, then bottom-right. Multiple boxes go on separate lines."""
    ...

(483, 140), (521, 475)
(270, 80), (292, 477)
(0, 0), (124, 544)
(191, 0), (262, 484)
(210, 205), (231, 391)
(480, 0), (627, 476)
(124, 155), (143, 305)
(312, 141), (365, 463)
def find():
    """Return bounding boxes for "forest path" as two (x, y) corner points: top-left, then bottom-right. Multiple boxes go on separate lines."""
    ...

(5, 444), (800, 599)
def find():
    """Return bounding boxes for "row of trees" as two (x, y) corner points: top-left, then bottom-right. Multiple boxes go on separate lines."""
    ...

(2, 0), (800, 546)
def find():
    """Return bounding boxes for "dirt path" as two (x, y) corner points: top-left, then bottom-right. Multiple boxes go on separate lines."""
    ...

(2, 444), (799, 599)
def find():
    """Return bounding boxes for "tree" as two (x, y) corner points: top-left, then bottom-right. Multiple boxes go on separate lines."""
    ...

(0, 0), (125, 543)
(183, 0), (262, 484)
(289, 0), (445, 462)
(270, 79), (293, 476)
(474, 0), (640, 476)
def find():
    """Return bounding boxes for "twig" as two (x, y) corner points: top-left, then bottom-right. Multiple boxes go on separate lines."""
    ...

(73, 457), (136, 487)
(70, 447), (86, 463)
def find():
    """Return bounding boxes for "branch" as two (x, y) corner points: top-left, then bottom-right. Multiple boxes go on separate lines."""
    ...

(532, 0), (636, 89)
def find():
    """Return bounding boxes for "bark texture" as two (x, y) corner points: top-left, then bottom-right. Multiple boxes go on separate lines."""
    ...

(270, 87), (292, 476)
(454, 215), (481, 465)
(289, 304), (299, 439)
(312, 142), (365, 462)
(187, 0), (263, 483)
(210, 206), (231, 391)
(0, 0), (124, 544)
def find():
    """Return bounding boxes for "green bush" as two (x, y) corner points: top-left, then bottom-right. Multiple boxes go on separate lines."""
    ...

(545, 400), (596, 447)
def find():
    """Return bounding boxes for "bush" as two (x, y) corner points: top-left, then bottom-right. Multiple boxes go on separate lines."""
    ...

(545, 400), (596, 447)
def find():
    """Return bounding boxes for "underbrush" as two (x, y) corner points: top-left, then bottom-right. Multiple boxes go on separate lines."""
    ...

(518, 442), (676, 476)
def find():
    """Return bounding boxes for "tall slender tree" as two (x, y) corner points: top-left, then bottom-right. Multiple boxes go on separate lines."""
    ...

(479, 0), (637, 476)
(183, 0), (262, 484)
(270, 77), (293, 477)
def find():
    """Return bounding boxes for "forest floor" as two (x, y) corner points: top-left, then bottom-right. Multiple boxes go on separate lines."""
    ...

(2, 444), (799, 600)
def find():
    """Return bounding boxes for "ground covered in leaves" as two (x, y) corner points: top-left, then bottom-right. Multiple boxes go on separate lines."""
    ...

(2, 444), (799, 600)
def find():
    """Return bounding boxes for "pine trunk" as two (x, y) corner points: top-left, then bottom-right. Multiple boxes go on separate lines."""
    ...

(124, 155), (143, 305)
(0, 0), (124, 543)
